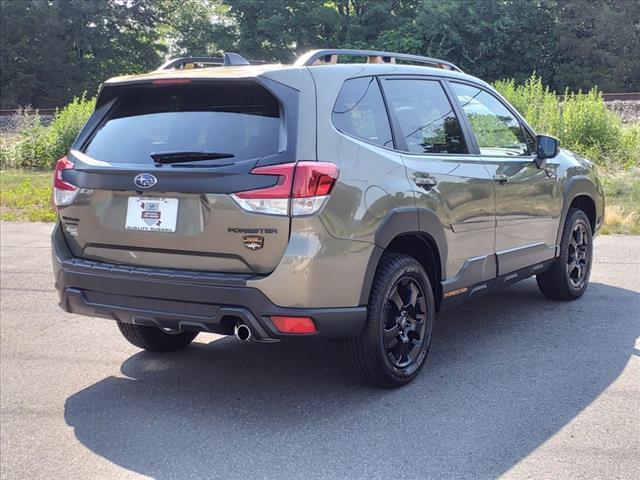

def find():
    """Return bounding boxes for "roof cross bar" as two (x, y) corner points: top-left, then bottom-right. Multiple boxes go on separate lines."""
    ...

(294, 49), (463, 73)
(157, 53), (266, 71)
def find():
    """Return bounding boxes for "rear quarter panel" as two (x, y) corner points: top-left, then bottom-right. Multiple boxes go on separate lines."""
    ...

(309, 67), (417, 245)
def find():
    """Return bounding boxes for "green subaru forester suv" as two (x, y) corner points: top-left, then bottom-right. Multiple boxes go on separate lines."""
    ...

(51, 49), (605, 387)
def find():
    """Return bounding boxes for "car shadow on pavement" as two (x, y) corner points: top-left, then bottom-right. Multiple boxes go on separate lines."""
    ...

(64, 279), (639, 479)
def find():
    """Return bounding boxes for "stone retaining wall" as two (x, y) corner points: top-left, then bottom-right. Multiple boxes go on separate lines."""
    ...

(0, 114), (54, 134)
(606, 100), (640, 123)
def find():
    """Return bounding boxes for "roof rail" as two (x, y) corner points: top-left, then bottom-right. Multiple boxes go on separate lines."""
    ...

(294, 49), (463, 73)
(157, 53), (266, 71)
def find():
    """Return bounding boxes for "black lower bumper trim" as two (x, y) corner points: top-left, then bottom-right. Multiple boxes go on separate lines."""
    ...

(52, 225), (367, 341)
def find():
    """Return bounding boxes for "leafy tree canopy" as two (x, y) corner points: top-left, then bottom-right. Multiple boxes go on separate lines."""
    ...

(1, 0), (638, 109)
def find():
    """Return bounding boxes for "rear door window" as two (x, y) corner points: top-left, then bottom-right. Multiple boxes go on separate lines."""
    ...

(381, 78), (468, 154)
(84, 82), (281, 165)
(331, 76), (393, 148)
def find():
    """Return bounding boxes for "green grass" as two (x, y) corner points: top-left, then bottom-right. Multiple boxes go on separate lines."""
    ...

(1, 168), (638, 233)
(0, 170), (56, 222)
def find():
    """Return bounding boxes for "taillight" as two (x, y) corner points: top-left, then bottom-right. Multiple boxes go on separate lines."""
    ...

(152, 78), (192, 85)
(52, 156), (78, 207)
(231, 161), (339, 216)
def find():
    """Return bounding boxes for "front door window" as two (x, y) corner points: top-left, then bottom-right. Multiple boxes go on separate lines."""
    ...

(451, 83), (529, 157)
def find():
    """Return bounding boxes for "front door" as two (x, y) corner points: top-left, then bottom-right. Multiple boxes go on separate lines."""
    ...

(449, 82), (560, 275)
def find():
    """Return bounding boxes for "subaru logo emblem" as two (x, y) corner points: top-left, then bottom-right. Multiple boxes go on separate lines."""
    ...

(134, 173), (157, 189)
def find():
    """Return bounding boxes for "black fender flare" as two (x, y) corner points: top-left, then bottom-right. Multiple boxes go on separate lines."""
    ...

(359, 207), (448, 305)
(556, 176), (597, 245)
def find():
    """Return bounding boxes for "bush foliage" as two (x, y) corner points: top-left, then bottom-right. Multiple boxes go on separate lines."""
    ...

(0, 96), (95, 170)
(494, 75), (637, 168)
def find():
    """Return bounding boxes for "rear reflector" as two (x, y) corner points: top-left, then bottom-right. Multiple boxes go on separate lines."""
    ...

(52, 156), (78, 207)
(231, 161), (339, 216)
(270, 316), (317, 334)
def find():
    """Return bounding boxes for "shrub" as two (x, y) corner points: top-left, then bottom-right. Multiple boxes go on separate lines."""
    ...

(47, 95), (96, 162)
(0, 96), (95, 170)
(493, 75), (635, 168)
(0, 108), (51, 169)
(614, 123), (640, 169)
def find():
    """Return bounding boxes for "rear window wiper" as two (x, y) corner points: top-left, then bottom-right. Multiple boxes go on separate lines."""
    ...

(151, 151), (235, 164)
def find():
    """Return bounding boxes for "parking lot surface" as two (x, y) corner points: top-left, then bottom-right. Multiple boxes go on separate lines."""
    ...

(1, 222), (638, 479)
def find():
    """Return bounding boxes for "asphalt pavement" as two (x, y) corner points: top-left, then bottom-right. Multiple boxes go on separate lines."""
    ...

(1, 221), (638, 480)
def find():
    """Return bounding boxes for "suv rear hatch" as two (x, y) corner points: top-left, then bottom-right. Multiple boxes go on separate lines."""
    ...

(56, 78), (299, 274)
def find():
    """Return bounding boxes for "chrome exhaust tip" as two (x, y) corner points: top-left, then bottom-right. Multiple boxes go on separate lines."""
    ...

(234, 323), (252, 342)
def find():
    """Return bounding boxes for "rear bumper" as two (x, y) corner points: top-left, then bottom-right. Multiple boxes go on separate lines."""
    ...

(52, 224), (366, 341)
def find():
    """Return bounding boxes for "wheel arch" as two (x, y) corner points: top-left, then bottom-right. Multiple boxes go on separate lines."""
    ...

(557, 176), (599, 244)
(360, 208), (447, 309)
(569, 195), (596, 232)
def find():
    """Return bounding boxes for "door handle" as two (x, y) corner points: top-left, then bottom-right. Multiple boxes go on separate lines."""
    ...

(414, 176), (437, 190)
(493, 173), (509, 184)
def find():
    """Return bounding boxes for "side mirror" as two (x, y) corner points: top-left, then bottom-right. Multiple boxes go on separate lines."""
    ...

(534, 134), (559, 168)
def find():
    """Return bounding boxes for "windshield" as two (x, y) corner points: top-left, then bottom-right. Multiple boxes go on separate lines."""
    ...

(84, 82), (281, 165)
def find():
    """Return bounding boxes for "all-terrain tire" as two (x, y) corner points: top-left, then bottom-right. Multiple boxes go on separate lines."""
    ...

(537, 208), (593, 300)
(117, 322), (198, 352)
(346, 254), (435, 388)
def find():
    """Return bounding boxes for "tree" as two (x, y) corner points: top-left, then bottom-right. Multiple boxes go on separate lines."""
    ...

(0, 0), (165, 109)
(552, 0), (640, 92)
(221, 0), (418, 61)
(1, 0), (639, 109)
(408, 0), (556, 85)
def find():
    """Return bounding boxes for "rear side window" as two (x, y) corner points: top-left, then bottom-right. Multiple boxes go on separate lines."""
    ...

(84, 82), (281, 165)
(451, 83), (529, 156)
(332, 77), (393, 148)
(382, 79), (468, 154)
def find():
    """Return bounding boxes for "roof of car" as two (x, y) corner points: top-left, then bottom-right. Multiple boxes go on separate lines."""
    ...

(103, 50), (490, 90)
(105, 62), (487, 87)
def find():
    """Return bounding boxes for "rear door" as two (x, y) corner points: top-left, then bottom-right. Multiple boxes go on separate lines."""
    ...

(59, 79), (297, 274)
(379, 76), (497, 286)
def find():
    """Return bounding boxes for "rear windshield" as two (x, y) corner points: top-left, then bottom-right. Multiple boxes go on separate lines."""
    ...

(84, 82), (281, 165)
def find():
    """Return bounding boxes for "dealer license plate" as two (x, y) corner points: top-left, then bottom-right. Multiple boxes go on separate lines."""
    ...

(125, 197), (178, 233)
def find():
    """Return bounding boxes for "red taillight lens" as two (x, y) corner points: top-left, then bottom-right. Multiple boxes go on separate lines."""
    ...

(234, 164), (296, 199)
(292, 162), (339, 198)
(52, 156), (77, 207)
(270, 316), (317, 334)
(53, 157), (75, 190)
(231, 161), (339, 216)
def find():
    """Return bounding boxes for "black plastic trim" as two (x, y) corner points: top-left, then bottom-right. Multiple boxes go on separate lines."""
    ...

(370, 208), (448, 274)
(440, 259), (555, 310)
(364, 208), (448, 308)
(557, 176), (598, 244)
(441, 254), (496, 292)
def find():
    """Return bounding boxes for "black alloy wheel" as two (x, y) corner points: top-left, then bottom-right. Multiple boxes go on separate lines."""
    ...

(537, 208), (593, 300)
(567, 223), (589, 288)
(346, 254), (435, 388)
(384, 276), (429, 369)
